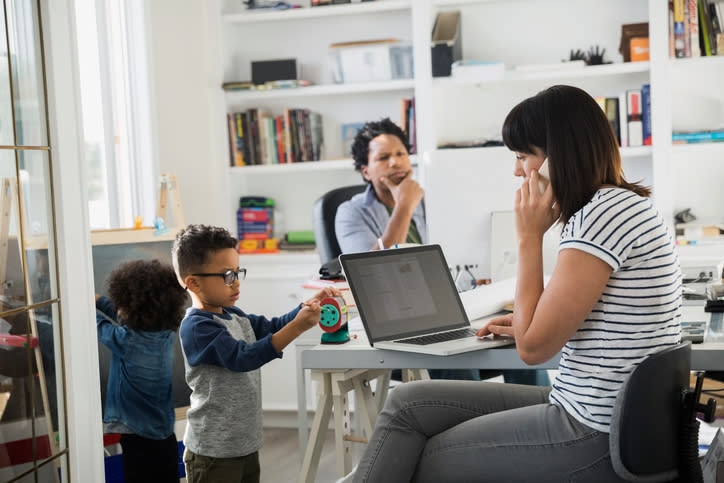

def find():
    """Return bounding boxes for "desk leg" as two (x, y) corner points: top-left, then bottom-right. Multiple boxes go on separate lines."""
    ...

(332, 379), (353, 477)
(375, 372), (391, 413)
(352, 376), (378, 437)
(296, 344), (308, 463)
(299, 372), (332, 483)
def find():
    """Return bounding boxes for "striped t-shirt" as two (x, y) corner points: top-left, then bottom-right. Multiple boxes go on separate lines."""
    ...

(548, 187), (682, 432)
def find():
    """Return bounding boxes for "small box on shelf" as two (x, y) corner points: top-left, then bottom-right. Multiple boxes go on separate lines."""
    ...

(431, 11), (461, 77)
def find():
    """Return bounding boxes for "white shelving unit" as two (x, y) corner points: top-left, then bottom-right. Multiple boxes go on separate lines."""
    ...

(207, 0), (723, 412)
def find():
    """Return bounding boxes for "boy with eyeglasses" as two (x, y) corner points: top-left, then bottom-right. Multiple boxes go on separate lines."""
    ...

(172, 224), (339, 483)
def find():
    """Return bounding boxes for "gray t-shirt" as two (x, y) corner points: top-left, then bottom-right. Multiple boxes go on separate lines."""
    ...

(181, 310), (263, 458)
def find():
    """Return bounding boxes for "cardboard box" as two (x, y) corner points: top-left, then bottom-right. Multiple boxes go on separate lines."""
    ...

(431, 11), (461, 77)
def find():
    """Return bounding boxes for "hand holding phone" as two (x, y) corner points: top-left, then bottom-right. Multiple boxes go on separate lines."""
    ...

(537, 158), (550, 195)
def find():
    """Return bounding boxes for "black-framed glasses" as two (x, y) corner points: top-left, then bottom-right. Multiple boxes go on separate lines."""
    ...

(192, 268), (247, 286)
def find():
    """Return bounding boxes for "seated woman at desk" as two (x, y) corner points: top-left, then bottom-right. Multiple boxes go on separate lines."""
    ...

(350, 85), (682, 482)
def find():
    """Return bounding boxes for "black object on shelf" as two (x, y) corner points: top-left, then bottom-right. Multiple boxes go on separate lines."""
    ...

(431, 11), (461, 77)
(251, 58), (297, 85)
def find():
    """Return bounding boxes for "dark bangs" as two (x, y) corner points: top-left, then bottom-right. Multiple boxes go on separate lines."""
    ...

(502, 96), (546, 155)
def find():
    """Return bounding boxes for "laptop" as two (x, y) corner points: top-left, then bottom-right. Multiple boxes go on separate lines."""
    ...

(339, 244), (514, 356)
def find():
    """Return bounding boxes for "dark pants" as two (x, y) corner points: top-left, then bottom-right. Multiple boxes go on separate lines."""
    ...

(120, 433), (179, 483)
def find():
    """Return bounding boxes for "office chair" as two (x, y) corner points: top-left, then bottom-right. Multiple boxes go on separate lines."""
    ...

(609, 341), (713, 482)
(312, 184), (366, 266)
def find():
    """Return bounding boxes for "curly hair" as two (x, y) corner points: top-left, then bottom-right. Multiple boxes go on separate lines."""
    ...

(172, 224), (238, 281)
(350, 118), (410, 176)
(106, 259), (188, 331)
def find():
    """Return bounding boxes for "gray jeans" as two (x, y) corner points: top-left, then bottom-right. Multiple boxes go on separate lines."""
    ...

(353, 380), (626, 483)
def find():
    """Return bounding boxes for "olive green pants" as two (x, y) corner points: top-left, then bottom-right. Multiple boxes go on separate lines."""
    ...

(183, 448), (260, 483)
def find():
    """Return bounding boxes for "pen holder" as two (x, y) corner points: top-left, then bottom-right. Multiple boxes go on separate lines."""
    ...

(319, 296), (350, 344)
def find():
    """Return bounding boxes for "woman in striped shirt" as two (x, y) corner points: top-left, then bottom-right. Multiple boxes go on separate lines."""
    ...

(351, 85), (682, 483)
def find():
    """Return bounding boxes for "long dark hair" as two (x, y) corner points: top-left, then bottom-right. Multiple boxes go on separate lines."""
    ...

(502, 85), (650, 225)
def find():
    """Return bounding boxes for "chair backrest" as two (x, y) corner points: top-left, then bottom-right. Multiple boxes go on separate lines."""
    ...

(609, 341), (692, 482)
(312, 184), (367, 266)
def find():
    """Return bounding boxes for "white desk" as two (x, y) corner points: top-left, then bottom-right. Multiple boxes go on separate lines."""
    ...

(295, 317), (724, 481)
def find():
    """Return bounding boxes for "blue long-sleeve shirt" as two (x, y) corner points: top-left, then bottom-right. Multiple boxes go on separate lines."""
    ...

(179, 304), (300, 458)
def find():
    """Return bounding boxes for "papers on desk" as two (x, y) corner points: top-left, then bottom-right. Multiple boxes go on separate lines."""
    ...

(459, 278), (516, 321)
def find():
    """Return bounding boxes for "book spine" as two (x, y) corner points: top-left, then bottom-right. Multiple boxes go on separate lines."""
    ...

(641, 84), (652, 146)
(227, 113), (238, 167)
(690, 0), (701, 56)
(618, 92), (628, 147)
(283, 108), (293, 163)
(627, 89), (643, 147)
(672, 131), (724, 141)
(700, 0), (713, 55)
(670, 1), (676, 57)
(247, 108), (259, 165)
(236, 113), (246, 167)
(674, 0), (687, 57)
(605, 97), (621, 146)
(275, 115), (284, 164)
(684, 1), (692, 57)
(303, 109), (313, 161)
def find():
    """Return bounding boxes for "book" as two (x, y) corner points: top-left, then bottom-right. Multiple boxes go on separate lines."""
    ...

(618, 92), (628, 147)
(627, 89), (643, 147)
(674, 0), (687, 57)
(672, 130), (724, 142)
(699, 0), (713, 55)
(690, 0), (701, 56)
(605, 97), (620, 146)
(641, 84), (652, 146)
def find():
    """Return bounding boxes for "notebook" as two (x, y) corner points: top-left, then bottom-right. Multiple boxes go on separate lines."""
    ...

(339, 244), (514, 355)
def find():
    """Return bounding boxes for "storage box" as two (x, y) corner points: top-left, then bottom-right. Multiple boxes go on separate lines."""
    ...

(329, 39), (412, 84)
(431, 11), (461, 77)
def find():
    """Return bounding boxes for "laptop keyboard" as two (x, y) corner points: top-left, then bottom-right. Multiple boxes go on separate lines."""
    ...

(394, 328), (477, 345)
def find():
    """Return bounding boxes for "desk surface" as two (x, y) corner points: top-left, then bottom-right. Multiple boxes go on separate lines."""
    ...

(299, 320), (724, 372)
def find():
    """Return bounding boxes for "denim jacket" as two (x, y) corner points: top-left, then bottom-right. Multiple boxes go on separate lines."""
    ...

(96, 296), (176, 439)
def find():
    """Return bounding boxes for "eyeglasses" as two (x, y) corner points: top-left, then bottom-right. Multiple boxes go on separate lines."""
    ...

(192, 268), (247, 286)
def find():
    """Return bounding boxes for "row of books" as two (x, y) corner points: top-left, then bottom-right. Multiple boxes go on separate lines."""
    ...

(236, 197), (279, 253)
(670, 0), (724, 58)
(398, 97), (417, 154)
(227, 108), (324, 167)
(595, 84), (652, 148)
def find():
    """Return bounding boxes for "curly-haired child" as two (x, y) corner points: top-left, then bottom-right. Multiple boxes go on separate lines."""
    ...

(95, 259), (188, 483)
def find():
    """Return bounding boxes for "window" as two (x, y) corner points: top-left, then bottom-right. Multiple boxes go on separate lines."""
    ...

(75, 0), (156, 230)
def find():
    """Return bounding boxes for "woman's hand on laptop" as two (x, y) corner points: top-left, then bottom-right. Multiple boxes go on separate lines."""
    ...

(477, 313), (514, 338)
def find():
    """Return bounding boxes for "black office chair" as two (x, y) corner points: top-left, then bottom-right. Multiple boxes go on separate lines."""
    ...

(609, 341), (714, 482)
(312, 184), (366, 266)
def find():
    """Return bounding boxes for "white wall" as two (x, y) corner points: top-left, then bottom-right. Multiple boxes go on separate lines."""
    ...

(145, 0), (224, 226)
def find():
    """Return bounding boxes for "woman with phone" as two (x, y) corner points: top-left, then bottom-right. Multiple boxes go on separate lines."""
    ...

(350, 85), (682, 482)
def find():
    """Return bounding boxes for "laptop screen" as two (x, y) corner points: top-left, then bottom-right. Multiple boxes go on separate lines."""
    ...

(340, 245), (470, 343)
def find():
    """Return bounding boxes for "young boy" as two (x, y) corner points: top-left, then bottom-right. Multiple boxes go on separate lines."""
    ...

(172, 224), (338, 483)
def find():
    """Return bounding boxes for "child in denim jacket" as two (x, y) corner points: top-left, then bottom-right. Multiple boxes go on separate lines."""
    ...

(96, 259), (188, 483)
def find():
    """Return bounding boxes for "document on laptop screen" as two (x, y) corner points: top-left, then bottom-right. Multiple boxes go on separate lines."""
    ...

(342, 246), (469, 342)
(358, 256), (437, 322)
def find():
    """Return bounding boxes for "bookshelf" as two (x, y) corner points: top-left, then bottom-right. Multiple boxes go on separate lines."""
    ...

(206, 0), (722, 412)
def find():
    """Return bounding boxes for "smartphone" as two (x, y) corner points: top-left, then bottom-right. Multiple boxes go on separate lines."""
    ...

(537, 158), (550, 195)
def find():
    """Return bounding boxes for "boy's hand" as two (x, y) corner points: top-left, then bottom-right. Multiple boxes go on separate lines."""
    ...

(305, 287), (342, 305)
(295, 300), (321, 332)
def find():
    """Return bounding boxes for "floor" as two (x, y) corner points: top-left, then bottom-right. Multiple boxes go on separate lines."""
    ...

(260, 427), (342, 483)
